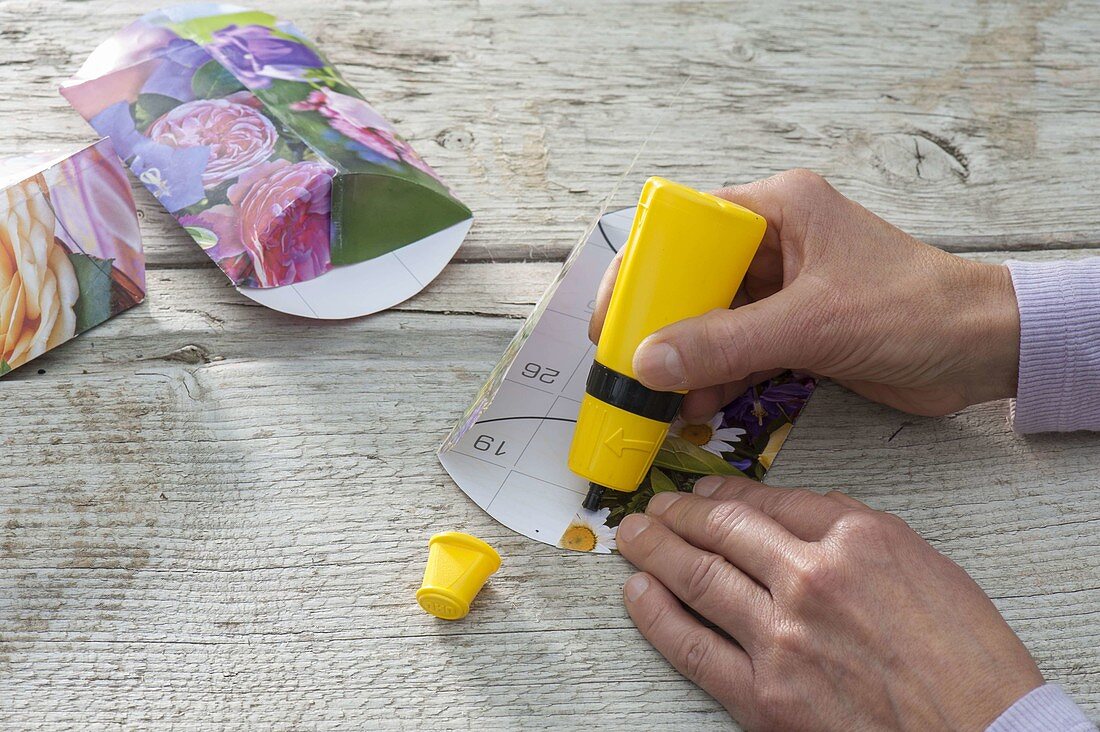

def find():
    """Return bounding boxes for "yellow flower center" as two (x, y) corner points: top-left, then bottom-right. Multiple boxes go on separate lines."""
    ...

(561, 524), (598, 552)
(680, 423), (715, 446)
(752, 399), (768, 426)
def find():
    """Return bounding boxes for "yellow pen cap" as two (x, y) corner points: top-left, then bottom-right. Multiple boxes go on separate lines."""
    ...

(568, 177), (766, 508)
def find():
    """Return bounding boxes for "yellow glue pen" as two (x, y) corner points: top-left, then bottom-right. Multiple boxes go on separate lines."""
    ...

(569, 177), (766, 511)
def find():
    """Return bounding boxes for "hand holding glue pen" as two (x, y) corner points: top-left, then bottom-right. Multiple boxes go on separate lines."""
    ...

(563, 172), (1087, 730)
(569, 177), (766, 509)
(415, 178), (762, 621)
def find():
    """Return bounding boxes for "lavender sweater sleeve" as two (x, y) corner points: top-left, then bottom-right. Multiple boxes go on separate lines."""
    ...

(1006, 258), (1100, 433)
(987, 684), (1097, 731)
(991, 259), (1100, 727)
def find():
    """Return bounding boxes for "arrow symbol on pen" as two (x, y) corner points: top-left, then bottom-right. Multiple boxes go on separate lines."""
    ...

(604, 428), (653, 457)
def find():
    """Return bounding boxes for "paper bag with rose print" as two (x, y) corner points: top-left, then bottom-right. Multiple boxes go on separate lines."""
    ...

(62, 3), (472, 320)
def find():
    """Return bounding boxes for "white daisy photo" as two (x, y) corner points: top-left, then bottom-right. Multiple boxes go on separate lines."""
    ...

(669, 412), (746, 457)
(558, 508), (617, 553)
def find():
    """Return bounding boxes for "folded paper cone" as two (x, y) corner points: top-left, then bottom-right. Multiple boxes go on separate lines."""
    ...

(417, 532), (501, 620)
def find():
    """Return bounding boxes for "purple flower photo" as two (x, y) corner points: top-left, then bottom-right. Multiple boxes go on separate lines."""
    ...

(89, 100), (210, 213)
(141, 37), (211, 102)
(206, 24), (325, 89)
(724, 376), (817, 440)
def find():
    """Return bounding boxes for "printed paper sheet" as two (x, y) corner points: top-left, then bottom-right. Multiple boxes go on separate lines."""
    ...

(439, 208), (816, 553)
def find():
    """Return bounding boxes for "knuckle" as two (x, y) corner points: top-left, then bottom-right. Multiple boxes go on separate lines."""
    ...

(769, 169), (838, 248)
(682, 551), (727, 606)
(764, 488), (816, 515)
(879, 510), (911, 532)
(643, 595), (676, 635)
(833, 509), (906, 547)
(702, 500), (753, 543)
(706, 475), (753, 500)
(771, 621), (810, 656)
(675, 630), (716, 682)
(794, 487), (827, 508)
(788, 553), (844, 601)
(776, 168), (830, 196)
(643, 530), (676, 565)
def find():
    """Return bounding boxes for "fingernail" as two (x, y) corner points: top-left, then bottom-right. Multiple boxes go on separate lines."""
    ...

(624, 574), (650, 602)
(634, 340), (685, 389)
(647, 491), (682, 516)
(616, 514), (649, 542)
(693, 476), (724, 497)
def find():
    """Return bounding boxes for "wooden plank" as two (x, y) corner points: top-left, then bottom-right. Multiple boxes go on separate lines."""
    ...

(1, 0), (1099, 270)
(2, 248), (1098, 727)
(3, 0), (1099, 726)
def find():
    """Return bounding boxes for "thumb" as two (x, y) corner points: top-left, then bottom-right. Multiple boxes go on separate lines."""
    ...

(632, 285), (810, 391)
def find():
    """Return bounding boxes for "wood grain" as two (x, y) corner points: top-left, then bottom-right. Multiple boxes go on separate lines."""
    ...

(0, 0), (1097, 729)
(4, 0), (1100, 268)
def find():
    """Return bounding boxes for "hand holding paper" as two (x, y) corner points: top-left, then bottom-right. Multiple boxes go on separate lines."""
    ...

(618, 478), (1044, 731)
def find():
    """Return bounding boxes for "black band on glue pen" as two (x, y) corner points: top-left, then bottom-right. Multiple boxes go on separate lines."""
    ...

(584, 361), (684, 423)
(580, 363), (685, 511)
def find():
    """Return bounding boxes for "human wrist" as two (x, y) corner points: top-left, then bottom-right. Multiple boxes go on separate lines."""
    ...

(956, 261), (1021, 405)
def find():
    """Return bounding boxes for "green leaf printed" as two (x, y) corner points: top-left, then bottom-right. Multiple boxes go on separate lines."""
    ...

(191, 60), (246, 100)
(250, 78), (313, 110)
(649, 467), (678, 494)
(132, 93), (182, 132)
(184, 226), (219, 251)
(330, 173), (471, 266)
(653, 435), (746, 477)
(67, 253), (114, 333)
(169, 11), (281, 44)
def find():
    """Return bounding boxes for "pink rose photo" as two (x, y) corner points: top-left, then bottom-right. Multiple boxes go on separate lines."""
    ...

(228, 159), (335, 287)
(147, 95), (277, 188)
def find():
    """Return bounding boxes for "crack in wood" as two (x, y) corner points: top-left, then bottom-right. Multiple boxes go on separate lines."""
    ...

(911, 128), (971, 180)
(141, 344), (221, 366)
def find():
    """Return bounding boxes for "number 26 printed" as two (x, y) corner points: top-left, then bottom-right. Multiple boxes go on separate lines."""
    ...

(520, 362), (559, 384)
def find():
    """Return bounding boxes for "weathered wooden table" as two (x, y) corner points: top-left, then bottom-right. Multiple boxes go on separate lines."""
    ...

(2, 1), (1097, 728)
